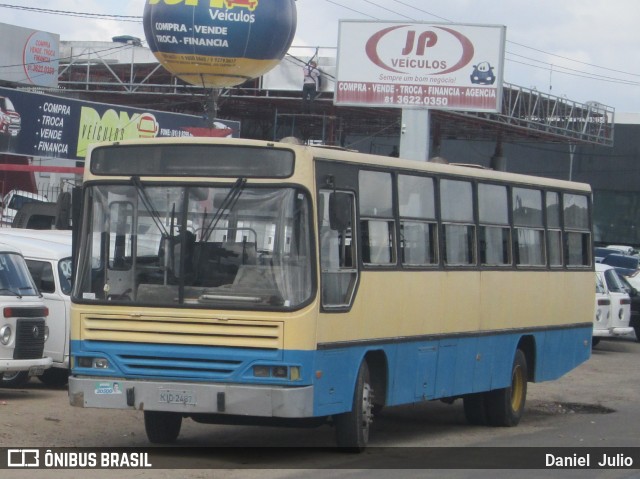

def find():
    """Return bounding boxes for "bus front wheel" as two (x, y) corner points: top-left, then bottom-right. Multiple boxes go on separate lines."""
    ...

(334, 361), (373, 451)
(144, 411), (182, 444)
(486, 349), (528, 427)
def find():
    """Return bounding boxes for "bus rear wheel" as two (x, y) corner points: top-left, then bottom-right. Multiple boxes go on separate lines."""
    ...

(486, 349), (528, 427)
(463, 393), (488, 425)
(144, 411), (182, 444)
(334, 361), (373, 451)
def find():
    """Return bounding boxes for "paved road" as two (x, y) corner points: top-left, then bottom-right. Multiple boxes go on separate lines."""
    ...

(1, 335), (639, 478)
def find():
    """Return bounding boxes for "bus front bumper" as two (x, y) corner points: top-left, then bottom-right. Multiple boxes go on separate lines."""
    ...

(68, 376), (314, 418)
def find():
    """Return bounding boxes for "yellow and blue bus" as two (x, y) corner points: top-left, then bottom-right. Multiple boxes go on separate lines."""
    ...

(68, 137), (593, 449)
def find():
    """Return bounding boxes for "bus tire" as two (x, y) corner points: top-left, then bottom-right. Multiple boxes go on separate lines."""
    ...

(144, 411), (182, 444)
(1, 371), (30, 388)
(334, 361), (373, 451)
(463, 393), (488, 425)
(486, 349), (528, 427)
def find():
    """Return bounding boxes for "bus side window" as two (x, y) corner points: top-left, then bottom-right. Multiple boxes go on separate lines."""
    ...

(359, 171), (396, 266)
(319, 190), (357, 309)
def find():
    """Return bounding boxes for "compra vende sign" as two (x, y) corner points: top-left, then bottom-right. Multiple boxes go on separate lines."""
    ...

(143, 0), (297, 88)
(335, 21), (506, 113)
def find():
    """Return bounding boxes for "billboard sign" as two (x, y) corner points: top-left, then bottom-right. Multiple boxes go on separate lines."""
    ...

(335, 21), (506, 112)
(0, 23), (59, 88)
(0, 86), (240, 161)
(143, 0), (297, 88)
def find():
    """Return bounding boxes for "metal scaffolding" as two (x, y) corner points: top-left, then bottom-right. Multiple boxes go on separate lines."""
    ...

(51, 41), (614, 148)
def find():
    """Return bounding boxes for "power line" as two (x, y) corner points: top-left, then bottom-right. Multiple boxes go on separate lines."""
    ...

(329, 0), (640, 88)
(325, 0), (378, 19)
(0, 3), (141, 22)
(506, 53), (640, 87)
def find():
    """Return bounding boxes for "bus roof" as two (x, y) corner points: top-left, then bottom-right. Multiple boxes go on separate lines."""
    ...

(84, 137), (592, 193)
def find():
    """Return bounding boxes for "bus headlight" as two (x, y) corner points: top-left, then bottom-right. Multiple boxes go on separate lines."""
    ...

(252, 365), (301, 381)
(77, 357), (111, 369)
(0, 325), (11, 345)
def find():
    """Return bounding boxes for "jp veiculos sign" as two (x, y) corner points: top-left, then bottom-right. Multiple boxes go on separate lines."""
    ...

(335, 21), (506, 112)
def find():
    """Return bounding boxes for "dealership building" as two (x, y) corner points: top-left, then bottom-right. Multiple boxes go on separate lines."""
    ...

(0, 22), (639, 246)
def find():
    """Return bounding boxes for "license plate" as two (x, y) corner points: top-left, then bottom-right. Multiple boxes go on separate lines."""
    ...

(28, 366), (45, 377)
(158, 389), (196, 406)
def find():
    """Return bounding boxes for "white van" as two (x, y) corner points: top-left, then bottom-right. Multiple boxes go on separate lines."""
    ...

(0, 241), (52, 387)
(0, 190), (49, 226)
(593, 263), (634, 346)
(0, 229), (71, 386)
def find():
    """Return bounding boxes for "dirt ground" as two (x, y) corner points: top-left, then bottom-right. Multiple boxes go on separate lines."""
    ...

(1, 335), (639, 478)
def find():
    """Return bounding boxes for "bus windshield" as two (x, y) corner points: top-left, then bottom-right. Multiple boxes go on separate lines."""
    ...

(74, 182), (314, 310)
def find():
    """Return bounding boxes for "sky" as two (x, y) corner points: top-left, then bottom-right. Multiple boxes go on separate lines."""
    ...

(1, 0), (640, 113)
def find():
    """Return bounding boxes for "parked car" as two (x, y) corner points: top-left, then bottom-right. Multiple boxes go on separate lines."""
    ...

(0, 190), (48, 226)
(594, 271), (611, 341)
(0, 242), (52, 387)
(594, 246), (622, 263)
(0, 229), (72, 386)
(593, 263), (634, 346)
(0, 96), (21, 138)
(606, 244), (637, 256)
(601, 253), (640, 277)
(619, 274), (640, 342)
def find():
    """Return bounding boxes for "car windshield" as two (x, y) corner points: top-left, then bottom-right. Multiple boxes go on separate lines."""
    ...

(603, 268), (628, 293)
(602, 254), (639, 269)
(74, 183), (314, 310)
(0, 252), (39, 296)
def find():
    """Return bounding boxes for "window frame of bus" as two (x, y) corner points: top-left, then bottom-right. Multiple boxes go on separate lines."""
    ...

(478, 182), (511, 267)
(440, 178), (476, 267)
(512, 186), (546, 267)
(563, 192), (592, 267)
(398, 174), (438, 267)
(546, 191), (564, 268)
(359, 170), (397, 267)
(89, 144), (295, 179)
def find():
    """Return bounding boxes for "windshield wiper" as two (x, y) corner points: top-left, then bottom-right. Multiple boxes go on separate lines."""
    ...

(131, 176), (170, 238)
(201, 178), (246, 242)
(0, 288), (22, 298)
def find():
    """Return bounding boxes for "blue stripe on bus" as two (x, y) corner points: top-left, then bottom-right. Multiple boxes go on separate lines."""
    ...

(71, 324), (591, 417)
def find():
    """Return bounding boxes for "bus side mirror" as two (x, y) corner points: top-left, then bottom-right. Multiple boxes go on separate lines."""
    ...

(329, 192), (351, 231)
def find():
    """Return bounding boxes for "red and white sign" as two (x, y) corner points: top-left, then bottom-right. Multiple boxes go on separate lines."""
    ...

(23, 31), (59, 88)
(335, 21), (506, 112)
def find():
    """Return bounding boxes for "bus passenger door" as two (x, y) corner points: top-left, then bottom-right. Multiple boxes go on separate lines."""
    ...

(318, 190), (358, 309)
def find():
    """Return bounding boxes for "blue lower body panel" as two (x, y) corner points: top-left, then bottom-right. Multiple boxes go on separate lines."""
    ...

(71, 324), (592, 418)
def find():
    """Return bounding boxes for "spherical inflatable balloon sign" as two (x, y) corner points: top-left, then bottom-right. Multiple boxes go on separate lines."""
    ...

(143, 0), (297, 88)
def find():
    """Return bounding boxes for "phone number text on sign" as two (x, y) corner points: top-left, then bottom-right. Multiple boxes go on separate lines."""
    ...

(336, 81), (498, 111)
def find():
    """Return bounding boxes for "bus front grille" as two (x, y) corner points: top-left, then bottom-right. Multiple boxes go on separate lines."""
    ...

(81, 314), (284, 350)
(116, 351), (245, 379)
